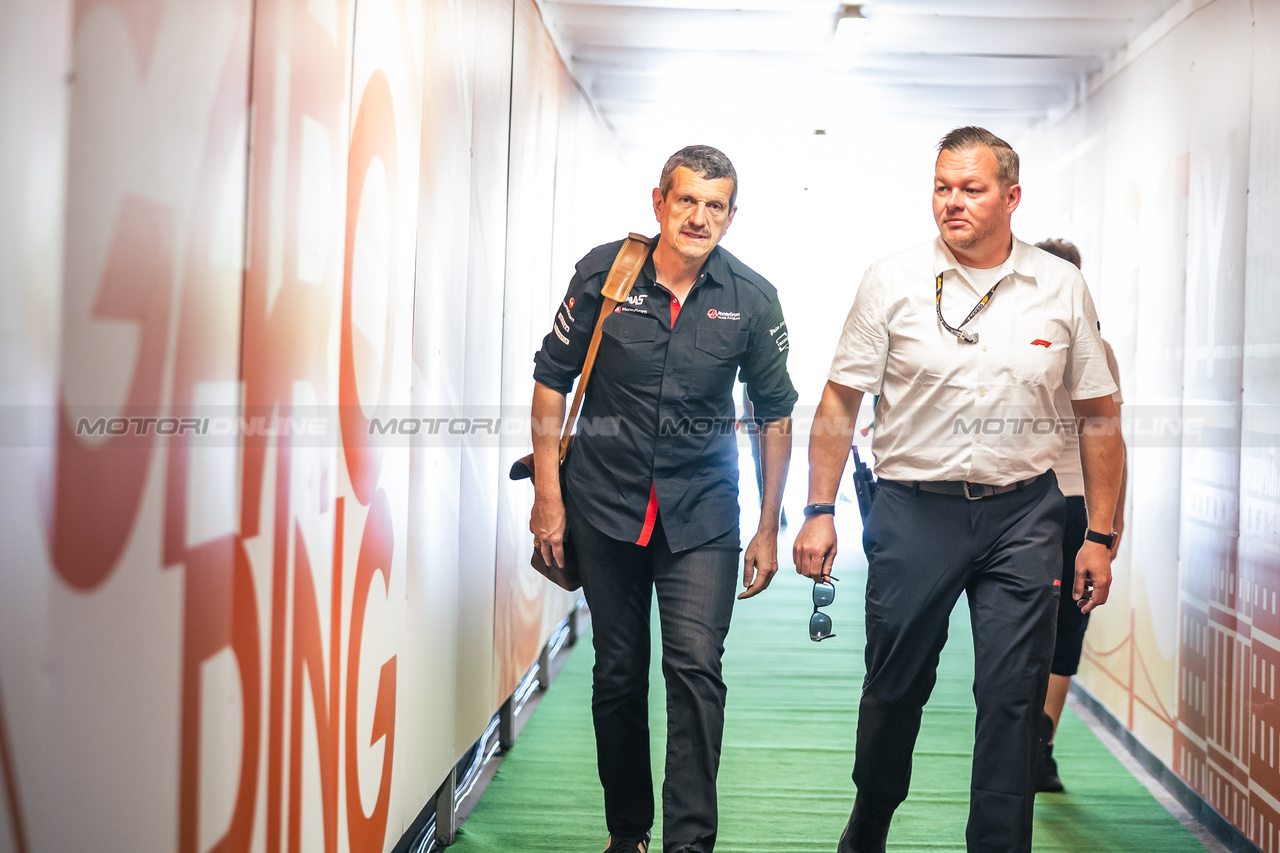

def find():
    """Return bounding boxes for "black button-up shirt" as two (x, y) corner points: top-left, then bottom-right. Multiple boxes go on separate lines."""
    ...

(533, 238), (798, 552)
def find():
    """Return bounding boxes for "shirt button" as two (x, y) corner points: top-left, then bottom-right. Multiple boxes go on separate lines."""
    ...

(982, 345), (988, 352)
(978, 389), (986, 398)
(976, 436), (983, 444)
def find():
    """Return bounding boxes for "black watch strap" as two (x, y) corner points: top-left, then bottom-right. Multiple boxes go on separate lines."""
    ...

(804, 502), (836, 518)
(1084, 528), (1117, 548)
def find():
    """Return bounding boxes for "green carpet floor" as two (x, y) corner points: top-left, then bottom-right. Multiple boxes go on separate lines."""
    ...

(449, 510), (1207, 852)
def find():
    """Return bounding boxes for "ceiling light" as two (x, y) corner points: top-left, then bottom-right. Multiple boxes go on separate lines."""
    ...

(826, 4), (867, 73)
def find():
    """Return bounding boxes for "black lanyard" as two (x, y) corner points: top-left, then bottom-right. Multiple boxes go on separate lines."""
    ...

(935, 271), (1002, 345)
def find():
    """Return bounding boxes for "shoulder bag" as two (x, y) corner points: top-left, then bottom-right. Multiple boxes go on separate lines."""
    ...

(509, 232), (653, 590)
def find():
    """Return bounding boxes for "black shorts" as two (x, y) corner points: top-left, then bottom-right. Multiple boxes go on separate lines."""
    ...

(1051, 495), (1090, 676)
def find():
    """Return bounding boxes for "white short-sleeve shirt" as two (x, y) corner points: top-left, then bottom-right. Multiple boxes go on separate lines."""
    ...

(829, 236), (1118, 486)
(1053, 340), (1123, 497)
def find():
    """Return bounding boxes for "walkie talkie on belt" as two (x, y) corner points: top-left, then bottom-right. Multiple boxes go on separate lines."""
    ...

(851, 445), (877, 522)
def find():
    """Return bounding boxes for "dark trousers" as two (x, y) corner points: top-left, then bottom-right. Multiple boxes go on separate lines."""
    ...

(853, 473), (1065, 853)
(567, 497), (740, 853)
(1051, 495), (1091, 676)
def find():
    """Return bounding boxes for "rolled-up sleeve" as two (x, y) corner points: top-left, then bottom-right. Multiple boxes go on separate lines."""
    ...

(740, 297), (798, 422)
(828, 265), (889, 395)
(532, 265), (603, 394)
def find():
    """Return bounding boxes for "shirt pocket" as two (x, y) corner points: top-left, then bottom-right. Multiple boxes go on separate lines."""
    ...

(694, 326), (750, 360)
(693, 326), (750, 398)
(597, 311), (662, 386)
(1012, 325), (1069, 386)
(602, 311), (659, 344)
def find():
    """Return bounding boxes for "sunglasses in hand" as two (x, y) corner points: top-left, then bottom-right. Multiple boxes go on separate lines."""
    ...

(810, 578), (837, 642)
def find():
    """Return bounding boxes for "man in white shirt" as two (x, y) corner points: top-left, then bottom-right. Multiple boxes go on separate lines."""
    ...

(794, 127), (1124, 853)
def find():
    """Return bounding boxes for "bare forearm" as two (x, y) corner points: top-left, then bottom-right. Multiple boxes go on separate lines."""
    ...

(1073, 396), (1123, 533)
(531, 382), (567, 499)
(1114, 438), (1128, 530)
(807, 381), (865, 503)
(757, 416), (792, 533)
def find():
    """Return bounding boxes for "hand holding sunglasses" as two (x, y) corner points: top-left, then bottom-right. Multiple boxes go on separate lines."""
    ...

(810, 577), (838, 642)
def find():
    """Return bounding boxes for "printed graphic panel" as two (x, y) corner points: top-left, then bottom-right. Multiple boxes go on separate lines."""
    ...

(494, 0), (566, 702)
(0, 0), (612, 848)
(1021, 1), (1280, 848)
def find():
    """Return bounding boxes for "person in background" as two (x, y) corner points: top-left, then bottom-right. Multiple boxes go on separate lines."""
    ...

(529, 145), (797, 853)
(1033, 238), (1127, 793)
(793, 126), (1124, 853)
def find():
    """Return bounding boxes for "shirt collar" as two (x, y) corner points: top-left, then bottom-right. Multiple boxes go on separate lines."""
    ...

(642, 236), (726, 289)
(930, 235), (1040, 283)
(701, 245), (730, 287)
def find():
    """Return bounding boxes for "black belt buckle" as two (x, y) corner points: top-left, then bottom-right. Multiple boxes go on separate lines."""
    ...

(962, 481), (991, 500)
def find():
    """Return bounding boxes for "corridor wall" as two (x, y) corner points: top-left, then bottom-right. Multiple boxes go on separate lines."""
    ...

(0, 0), (623, 851)
(1017, 0), (1280, 848)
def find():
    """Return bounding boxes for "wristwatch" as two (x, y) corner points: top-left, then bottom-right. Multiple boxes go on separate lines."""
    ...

(1084, 528), (1117, 549)
(803, 502), (836, 518)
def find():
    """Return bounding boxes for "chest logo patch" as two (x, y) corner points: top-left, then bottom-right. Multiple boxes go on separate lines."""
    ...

(707, 309), (741, 321)
(1030, 339), (1052, 348)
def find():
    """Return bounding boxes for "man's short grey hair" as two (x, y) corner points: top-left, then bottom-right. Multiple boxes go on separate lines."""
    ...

(660, 145), (738, 208)
(1035, 239), (1082, 269)
(937, 126), (1019, 191)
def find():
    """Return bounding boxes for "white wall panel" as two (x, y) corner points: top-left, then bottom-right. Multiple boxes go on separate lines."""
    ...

(0, 1), (71, 850)
(1020, 0), (1280, 846)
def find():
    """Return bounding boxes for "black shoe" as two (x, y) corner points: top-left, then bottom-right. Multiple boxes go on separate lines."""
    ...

(1036, 742), (1064, 793)
(603, 831), (651, 853)
(1034, 711), (1064, 793)
(837, 795), (892, 853)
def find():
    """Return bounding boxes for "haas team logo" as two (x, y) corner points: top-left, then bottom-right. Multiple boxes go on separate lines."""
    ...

(707, 309), (718, 319)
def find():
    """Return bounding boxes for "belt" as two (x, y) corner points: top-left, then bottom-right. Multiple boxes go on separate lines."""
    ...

(883, 473), (1043, 501)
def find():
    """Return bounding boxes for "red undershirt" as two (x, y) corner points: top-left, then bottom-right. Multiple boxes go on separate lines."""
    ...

(636, 291), (682, 546)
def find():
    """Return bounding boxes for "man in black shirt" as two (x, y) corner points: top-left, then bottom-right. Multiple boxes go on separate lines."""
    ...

(529, 145), (797, 853)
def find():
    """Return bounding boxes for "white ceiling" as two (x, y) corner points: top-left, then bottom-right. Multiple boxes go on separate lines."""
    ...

(538, 0), (1182, 144)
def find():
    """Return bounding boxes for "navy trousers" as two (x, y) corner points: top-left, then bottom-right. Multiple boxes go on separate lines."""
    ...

(567, 497), (740, 853)
(853, 473), (1065, 853)
(1051, 495), (1091, 676)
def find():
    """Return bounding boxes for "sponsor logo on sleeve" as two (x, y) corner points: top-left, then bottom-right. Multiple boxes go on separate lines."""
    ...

(770, 320), (789, 352)
(554, 325), (570, 345)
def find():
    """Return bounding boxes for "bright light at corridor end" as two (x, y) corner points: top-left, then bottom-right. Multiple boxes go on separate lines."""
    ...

(826, 4), (868, 72)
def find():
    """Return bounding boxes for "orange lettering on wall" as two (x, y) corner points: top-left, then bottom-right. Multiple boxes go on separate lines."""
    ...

(339, 69), (399, 508)
(288, 525), (338, 853)
(74, 0), (165, 74)
(52, 196), (173, 590)
(236, 2), (352, 848)
(345, 490), (396, 852)
(178, 537), (261, 853)
(161, 0), (252, 567)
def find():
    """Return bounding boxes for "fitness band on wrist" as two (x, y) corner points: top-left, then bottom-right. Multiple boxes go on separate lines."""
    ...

(803, 502), (836, 518)
(1084, 528), (1117, 548)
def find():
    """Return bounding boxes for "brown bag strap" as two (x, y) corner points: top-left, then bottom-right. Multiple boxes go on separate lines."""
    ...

(560, 232), (653, 462)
